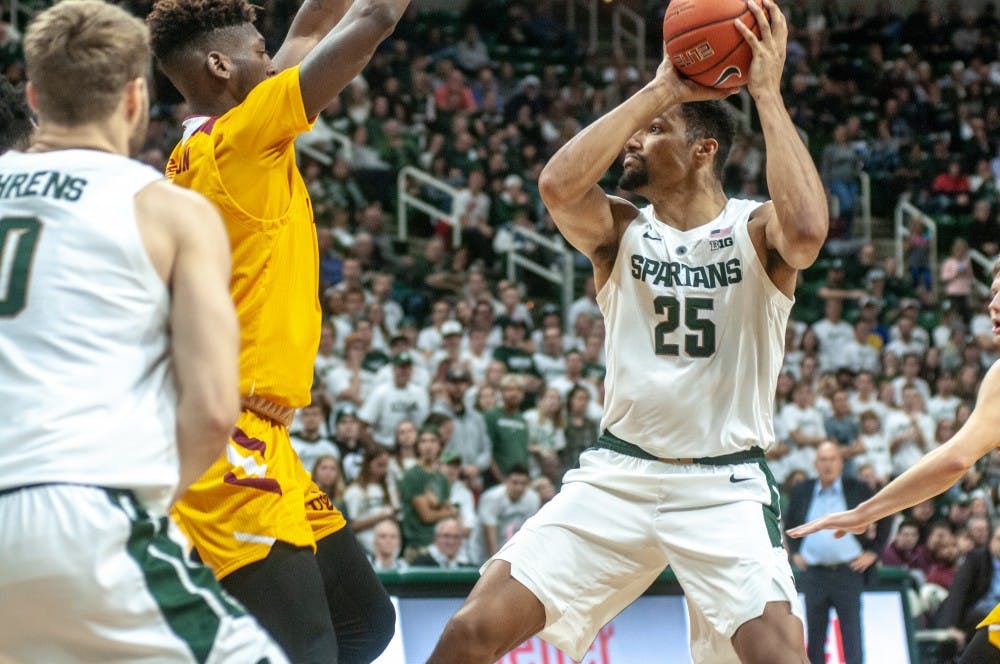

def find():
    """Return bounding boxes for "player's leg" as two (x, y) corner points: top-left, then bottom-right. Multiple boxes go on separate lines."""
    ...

(730, 601), (808, 664)
(959, 627), (1000, 663)
(221, 542), (337, 663)
(428, 559), (547, 664)
(174, 412), (339, 662)
(0, 484), (287, 663)
(313, 525), (396, 664)
(655, 459), (807, 664)
(431, 449), (666, 663)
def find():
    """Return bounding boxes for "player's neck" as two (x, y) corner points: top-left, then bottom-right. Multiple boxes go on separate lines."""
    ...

(185, 92), (239, 119)
(647, 185), (728, 232)
(29, 123), (127, 156)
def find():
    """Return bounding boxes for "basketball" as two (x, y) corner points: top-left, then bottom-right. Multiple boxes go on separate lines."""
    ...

(662, 0), (762, 89)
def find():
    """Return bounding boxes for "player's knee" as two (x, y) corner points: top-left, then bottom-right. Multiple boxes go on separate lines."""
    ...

(438, 606), (503, 659)
(363, 592), (396, 658)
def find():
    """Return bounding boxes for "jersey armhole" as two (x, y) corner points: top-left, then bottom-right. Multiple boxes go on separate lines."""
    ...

(738, 214), (795, 308)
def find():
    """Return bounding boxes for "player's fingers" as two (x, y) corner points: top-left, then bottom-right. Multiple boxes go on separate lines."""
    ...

(746, 0), (772, 42)
(762, 0), (786, 38)
(733, 17), (760, 49)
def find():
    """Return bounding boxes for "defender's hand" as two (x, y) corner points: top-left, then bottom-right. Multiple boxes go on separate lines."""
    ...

(787, 509), (871, 539)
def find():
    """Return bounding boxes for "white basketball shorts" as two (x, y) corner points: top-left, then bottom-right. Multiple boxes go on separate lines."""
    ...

(0, 484), (287, 663)
(489, 447), (803, 663)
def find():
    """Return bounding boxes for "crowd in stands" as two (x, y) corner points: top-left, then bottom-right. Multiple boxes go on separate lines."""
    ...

(4, 0), (1000, 652)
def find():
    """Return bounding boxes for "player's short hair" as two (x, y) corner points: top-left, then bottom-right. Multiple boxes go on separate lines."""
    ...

(147, 0), (256, 65)
(993, 256), (1000, 279)
(0, 78), (33, 152)
(680, 101), (736, 181)
(24, 0), (149, 125)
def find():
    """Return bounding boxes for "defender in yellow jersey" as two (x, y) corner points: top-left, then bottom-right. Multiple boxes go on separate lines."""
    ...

(790, 259), (1000, 663)
(147, 0), (409, 660)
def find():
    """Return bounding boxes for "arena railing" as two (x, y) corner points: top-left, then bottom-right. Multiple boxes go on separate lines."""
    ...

(969, 248), (996, 297)
(859, 171), (872, 243)
(895, 198), (940, 297)
(396, 165), (461, 249)
(611, 2), (646, 75)
(564, 0), (599, 56)
(504, 225), (574, 332)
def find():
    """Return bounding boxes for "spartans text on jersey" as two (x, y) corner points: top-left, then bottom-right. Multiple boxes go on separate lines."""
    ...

(630, 255), (743, 289)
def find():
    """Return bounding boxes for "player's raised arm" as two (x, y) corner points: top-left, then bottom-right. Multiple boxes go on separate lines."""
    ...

(139, 183), (240, 501)
(538, 55), (727, 279)
(735, 0), (827, 270)
(789, 360), (1000, 539)
(271, 0), (354, 71)
(297, 0), (409, 119)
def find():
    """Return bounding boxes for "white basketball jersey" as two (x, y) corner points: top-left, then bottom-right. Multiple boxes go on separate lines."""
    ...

(599, 198), (792, 458)
(0, 150), (178, 514)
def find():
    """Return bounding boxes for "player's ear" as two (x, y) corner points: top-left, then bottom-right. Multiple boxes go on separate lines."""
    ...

(124, 77), (147, 121)
(206, 51), (233, 81)
(24, 82), (40, 115)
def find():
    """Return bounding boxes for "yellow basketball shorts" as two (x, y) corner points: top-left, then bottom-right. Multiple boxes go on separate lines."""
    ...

(172, 410), (345, 579)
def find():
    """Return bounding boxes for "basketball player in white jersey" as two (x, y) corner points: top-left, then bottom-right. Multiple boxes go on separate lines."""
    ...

(429, 2), (825, 663)
(0, 2), (285, 661)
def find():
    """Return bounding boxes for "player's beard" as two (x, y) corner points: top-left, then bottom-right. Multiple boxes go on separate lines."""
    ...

(618, 159), (649, 191)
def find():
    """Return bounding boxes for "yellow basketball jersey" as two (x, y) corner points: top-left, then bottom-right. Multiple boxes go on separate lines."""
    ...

(978, 603), (1000, 648)
(166, 66), (320, 408)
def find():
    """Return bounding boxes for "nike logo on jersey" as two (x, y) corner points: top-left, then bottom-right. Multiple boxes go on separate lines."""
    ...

(729, 474), (754, 483)
(642, 231), (662, 241)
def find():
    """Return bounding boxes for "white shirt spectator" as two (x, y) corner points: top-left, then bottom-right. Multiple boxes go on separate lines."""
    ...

(449, 478), (479, 565)
(884, 337), (926, 359)
(891, 376), (931, 405)
(840, 339), (881, 374)
(779, 402), (827, 477)
(358, 382), (429, 448)
(373, 360), (431, 390)
(290, 434), (340, 475)
(812, 318), (855, 371)
(532, 351), (566, 382)
(855, 431), (892, 482)
(926, 394), (962, 424)
(476, 484), (541, 554)
(884, 410), (935, 476)
(343, 482), (394, 555)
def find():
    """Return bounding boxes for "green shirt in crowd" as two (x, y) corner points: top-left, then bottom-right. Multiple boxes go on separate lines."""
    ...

(399, 464), (450, 549)
(483, 407), (529, 476)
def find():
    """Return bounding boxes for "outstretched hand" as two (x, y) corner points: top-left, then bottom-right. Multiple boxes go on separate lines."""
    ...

(786, 509), (871, 540)
(734, 0), (787, 99)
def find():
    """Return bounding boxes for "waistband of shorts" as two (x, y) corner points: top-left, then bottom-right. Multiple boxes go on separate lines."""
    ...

(596, 431), (765, 465)
(0, 482), (136, 502)
(242, 394), (296, 427)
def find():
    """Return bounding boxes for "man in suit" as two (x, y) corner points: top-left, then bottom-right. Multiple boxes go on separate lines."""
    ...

(785, 441), (891, 664)
(410, 518), (469, 569)
(937, 525), (1000, 645)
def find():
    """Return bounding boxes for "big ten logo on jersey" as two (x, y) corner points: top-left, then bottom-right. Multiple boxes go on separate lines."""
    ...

(165, 148), (191, 179)
(497, 625), (615, 664)
(672, 42), (714, 68)
(709, 236), (734, 251)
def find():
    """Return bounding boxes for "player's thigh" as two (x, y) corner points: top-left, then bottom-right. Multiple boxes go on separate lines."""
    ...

(656, 486), (801, 642)
(0, 485), (285, 664)
(489, 475), (666, 661)
(173, 411), (326, 578)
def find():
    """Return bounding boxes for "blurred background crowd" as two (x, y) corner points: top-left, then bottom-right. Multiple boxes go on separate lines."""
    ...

(4, 0), (1000, 655)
